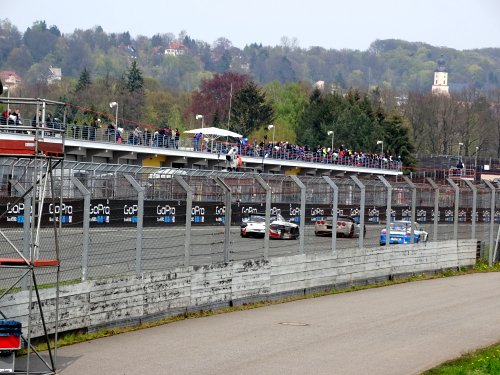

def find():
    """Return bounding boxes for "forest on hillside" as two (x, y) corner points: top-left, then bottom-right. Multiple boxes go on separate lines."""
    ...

(1, 19), (500, 92)
(1, 19), (500, 166)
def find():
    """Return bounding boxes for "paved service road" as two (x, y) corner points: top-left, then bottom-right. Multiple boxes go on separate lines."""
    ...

(23, 272), (500, 375)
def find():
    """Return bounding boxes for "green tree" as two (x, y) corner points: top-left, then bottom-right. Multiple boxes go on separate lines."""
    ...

(381, 111), (416, 168)
(230, 81), (274, 136)
(22, 21), (59, 62)
(75, 67), (92, 92)
(0, 20), (22, 64)
(127, 60), (144, 92)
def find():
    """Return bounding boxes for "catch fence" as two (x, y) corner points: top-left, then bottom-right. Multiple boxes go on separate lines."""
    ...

(0, 158), (499, 289)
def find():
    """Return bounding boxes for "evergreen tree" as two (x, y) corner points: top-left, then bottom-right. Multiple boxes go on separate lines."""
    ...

(230, 81), (274, 136)
(75, 67), (92, 92)
(127, 60), (144, 93)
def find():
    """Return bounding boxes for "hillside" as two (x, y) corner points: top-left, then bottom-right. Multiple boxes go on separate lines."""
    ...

(1, 19), (500, 93)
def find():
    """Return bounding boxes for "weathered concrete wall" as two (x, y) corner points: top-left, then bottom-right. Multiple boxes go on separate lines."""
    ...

(0, 240), (477, 339)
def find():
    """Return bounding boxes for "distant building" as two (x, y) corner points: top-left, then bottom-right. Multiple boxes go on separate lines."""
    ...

(47, 66), (62, 84)
(165, 42), (185, 56)
(314, 80), (325, 91)
(0, 70), (22, 89)
(431, 55), (449, 96)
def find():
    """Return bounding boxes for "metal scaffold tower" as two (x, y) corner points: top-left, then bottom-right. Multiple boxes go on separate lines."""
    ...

(0, 97), (66, 374)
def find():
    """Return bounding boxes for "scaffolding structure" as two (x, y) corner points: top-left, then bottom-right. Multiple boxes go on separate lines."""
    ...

(0, 97), (66, 374)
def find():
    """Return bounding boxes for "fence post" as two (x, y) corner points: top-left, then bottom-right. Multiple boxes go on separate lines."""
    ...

(322, 176), (338, 255)
(426, 178), (440, 242)
(254, 175), (271, 260)
(378, 176), (392, 246)
(483, 180), (496, 266)
(350, 175), (365, 248)
(214, 176), (231, 263)
(402, 176), (417, 243)
(70, 177), (91, 281)
(173, 175), (192, 267)
(446, 178), (460, 241)
(290, 175), (306, 255)
(10, 180), (31, 290)
(124, 174), (144, 275)
(460, 179), (477, 240)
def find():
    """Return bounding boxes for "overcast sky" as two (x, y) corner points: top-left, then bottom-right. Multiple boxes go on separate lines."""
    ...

(4, 0), (500, 51)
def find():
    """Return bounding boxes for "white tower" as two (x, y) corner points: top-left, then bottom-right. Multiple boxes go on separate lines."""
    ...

(432, 55), (449, 96)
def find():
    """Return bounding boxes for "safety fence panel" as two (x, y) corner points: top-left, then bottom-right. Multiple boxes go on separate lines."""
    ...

(1, 161), (500, 286)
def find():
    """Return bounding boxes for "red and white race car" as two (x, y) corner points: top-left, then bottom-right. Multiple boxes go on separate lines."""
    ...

(240, 213), (299, 239)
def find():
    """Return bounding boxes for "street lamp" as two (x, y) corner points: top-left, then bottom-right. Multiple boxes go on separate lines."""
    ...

(4, 85), (9, 112)
(268, 124), (275, 145)
(196, 114), (204, 128)
(377, 140), (384, 156)
(109, 101), (118, 129)
(327, 130), (334, 151)
(458, 142), (464, 162)
(474, 146), (479, 172)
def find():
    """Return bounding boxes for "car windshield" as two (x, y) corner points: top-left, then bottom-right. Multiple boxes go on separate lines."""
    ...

(390, 222), (410, 231)
(246, 215), (265, 222)
(244, 213), (285, 222)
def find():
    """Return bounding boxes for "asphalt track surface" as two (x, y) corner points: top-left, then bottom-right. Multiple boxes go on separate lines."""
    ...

(0, 223), (489, 288)
(21, 272), (500, 375)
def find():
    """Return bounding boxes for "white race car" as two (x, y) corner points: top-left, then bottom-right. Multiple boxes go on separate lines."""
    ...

(240, 213), (299, 239)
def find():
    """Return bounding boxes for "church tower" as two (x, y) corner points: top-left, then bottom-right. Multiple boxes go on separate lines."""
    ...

(432, 55), (449, 95)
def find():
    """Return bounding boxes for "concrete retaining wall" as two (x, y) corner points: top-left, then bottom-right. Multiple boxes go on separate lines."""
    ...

(0, 240), (477, 339)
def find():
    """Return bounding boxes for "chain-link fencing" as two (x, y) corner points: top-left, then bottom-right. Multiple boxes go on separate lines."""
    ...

(0, 159), (499, 290)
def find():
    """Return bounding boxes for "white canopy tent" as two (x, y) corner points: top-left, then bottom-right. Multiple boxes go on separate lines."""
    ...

(184, 127), (242, 152)
(184, 126), (242, 139)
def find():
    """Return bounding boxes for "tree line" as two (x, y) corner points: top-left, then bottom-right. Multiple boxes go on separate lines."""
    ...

(2, 19), (500, 168)
(1, 19), (500, 92)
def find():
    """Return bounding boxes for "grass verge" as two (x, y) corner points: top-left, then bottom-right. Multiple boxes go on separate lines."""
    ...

(422, 342), (500, 374)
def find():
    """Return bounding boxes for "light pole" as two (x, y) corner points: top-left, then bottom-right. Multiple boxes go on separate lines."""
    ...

(196, 114), (204, 128)
(377, 140), (384, 156)
(4, 85), (9, 113)
(268, 124), (275, 145)
(474, 146), (479, 172)
(327, 130), (334, 151)
(458, 142), (464, 164)
(109, 101), (118, 129)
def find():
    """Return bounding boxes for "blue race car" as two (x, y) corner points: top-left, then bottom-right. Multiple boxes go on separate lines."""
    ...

(379, 220), (428, 246)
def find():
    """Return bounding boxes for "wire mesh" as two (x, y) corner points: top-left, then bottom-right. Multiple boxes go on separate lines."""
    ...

(1, 160), (499, 287)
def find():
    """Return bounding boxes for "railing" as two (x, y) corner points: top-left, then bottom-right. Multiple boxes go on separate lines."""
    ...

(62, 124), (403, 172)
(447, 168), (475, 180)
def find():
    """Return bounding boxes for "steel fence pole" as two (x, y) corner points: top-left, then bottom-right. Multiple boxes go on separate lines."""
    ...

(378, 176), (392, 246)
(214, 177), (232, 263)
(426, 178), (440, 242)
(173, 175), (192, 267)
(290, 176), (306, 254)
(322, 176), (338, 255)
(70, 177), (91, 281)
(254, 175), (271, 260)
(446, 178), (460, 241)
(483, 180), (496, 266)
(460, 179), (477, 240)
(402, 176), (417, 243)
(10, 180), (31, 290)
(124, 174), (144, 275)
(350, 175), (365, 248)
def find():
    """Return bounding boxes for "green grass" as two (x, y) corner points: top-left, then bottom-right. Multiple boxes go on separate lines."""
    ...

(422, 342), (500, 374)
